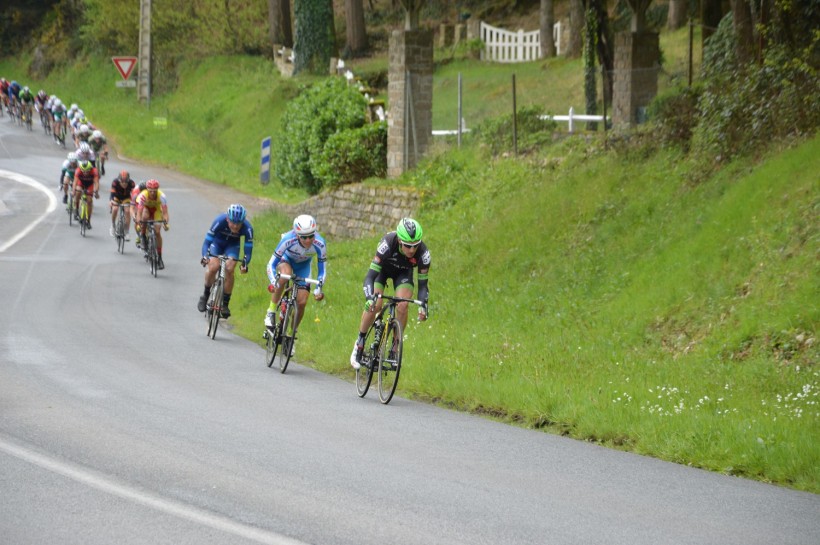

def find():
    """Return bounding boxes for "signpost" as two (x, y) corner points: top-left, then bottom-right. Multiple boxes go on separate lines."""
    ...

(260, 137), (272, 185)
(112, 57), (138, 88)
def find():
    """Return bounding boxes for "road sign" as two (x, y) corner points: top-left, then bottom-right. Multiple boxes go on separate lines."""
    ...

(112, 57), (138, 80)
(116, 80), (137, 88)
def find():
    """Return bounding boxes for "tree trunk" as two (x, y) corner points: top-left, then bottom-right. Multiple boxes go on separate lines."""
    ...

(345, 0), (369, 57)
(269, 0), (293, 48)
(590, 0), (613, 108)
(540, 0), (557, 57)
(701, 0), (724, 47)
(667, 0), (687, 30)
(731, 0), (755, 63)
(566, 0), (584, 57)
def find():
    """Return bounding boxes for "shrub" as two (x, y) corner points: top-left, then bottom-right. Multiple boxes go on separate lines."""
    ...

(273, 78), (368, 194)
(314, 121), (387, 187)
(646, 84), (702, 151)
(475, 105), (557, 155)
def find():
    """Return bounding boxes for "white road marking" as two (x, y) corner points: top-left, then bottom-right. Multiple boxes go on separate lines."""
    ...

(0, 436), (310, 545)
(0, 168), (59, 252)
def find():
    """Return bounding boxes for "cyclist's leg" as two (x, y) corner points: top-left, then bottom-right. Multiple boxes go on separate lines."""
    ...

(110, 200), (119, 230)
(290, 260), (313, 330)
(393, 272), (416, 332)
(269, 260), (293, 311)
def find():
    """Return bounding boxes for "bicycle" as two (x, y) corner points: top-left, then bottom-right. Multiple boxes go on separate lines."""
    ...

(22, 103), (33, 131)
(56, 121), (67, 148)
(96, 150), (108, 175)
(141, 220), (166, 278)
(76, 189), (96, 237)
(355, 294), (425, 404)
(203, 253), (240, 340)
(264, 272), (321, 373)
(65, 185), (76, 227)
(40, 108), (51, 136)
(113, 201), (130, 254)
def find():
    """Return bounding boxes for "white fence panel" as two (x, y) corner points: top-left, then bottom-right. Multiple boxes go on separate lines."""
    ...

(480, 21), (561, 63)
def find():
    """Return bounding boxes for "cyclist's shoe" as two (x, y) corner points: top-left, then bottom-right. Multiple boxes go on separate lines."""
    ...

(62, 194), (67, 204)
(290, 344), (296, 357)
(157, 256), (165, 270)
(86, 220), (92, 230)
(73, 212), (79, 221)
(125, 233), (130, 241)
(197, 295), (208, 313)
(109, 225), (115, 237)
(135, 237), (141, 249)
(350, 340), (364, 370)
(220, 303), (231, 319)
(264, 311), (275, 329)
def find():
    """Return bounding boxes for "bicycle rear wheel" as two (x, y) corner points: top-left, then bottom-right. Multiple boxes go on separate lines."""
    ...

(355, 323), (378, 398)
(207, 279), (223, 339)
(276, 302), (297, 373)
(116, 215), (125, 254)
(377, 321), (403, 404)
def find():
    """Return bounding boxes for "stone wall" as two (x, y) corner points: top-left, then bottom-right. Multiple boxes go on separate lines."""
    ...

(269, 184), (421, 240)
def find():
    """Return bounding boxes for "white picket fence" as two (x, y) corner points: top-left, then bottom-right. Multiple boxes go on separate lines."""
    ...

(480, 21), (562, 63)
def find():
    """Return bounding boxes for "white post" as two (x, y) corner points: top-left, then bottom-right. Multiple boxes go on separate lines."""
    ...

(517, 29), (524, 62)
(568, 106), (575, 133)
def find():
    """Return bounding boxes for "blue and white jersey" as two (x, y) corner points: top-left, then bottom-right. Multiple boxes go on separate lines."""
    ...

(201, 213), (254, 263)
(266, 230), (327, 284)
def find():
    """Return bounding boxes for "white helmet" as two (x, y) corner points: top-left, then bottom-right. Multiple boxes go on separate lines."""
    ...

(80, 124), (89, 133)
(53, 98), (62, 107)
(79, 142), (91, 154)
(67, 152), (77, 162)
(92, 130), (102, 139)
(293, 214), (317, 236)
(70, 103), (78, 111)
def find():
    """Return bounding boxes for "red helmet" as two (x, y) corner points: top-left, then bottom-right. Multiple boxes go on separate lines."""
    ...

(146, 179), (160, 190)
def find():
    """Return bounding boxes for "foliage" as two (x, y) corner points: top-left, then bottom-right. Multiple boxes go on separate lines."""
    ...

(474, 105), (557, 155)
(293, 0), (336, 75)
(583, 7), (597, 125)
(314, 121), (387, 188)
(692, 14), (820, 165)
(646, 84), (702, 150)
(273, 77), (369, 194)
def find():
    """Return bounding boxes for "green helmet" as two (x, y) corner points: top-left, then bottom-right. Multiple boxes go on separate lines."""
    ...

(396, 218), (423, 245)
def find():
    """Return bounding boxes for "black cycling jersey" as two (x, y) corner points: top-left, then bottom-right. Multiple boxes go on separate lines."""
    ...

(363, 231), (430, 303)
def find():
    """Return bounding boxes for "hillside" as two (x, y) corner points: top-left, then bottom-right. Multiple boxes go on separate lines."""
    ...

(1, 7), (818, 492)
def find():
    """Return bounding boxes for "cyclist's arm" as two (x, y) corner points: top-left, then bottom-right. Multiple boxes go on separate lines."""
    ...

(362, 262), (380, 301)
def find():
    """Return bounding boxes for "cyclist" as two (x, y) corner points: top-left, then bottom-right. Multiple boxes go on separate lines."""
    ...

(264, 214), (326, 356)
(135, 179), (170, 269)
(74, 123), (91, 147)
(88, 130), (109, 174)
(197, 204), (254, 319)
(51, 98), (68, 143)
(72, 159), (100, 228)
(0, 78), (8, 114)
(34, 90), (49, 123)
(130, 181), (147, 248)
(7, 81), (21, 116)
(75, 141), (96, 167)
(109, 170), (135, 238)
(350, 218), (430, 369)
(18, 86), (35, 124)
(59, 152), (78, 205)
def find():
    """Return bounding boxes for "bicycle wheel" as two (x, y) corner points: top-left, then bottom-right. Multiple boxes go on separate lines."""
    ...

(148, 235), (158, 277)
(276, 301), (297, 373)
(377, 320), (403, 404)
(116, 214), (125, 254)
(355, 322), (378, 398)
(265, 322), (281, 368)
(207, 279), (223, 339)
(67, 198), (74, 227)
(79, 201), (87, 237)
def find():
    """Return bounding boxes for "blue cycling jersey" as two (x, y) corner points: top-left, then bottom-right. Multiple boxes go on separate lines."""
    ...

(201, 213), (254, 263)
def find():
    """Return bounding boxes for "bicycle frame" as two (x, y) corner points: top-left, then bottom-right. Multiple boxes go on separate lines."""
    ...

(264, 272), (320, 373)
(205, 253), (234, 339)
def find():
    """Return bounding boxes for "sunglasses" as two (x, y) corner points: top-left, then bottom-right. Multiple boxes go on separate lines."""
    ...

(299, 234), (315, 240)
(400, 242), (420, 248)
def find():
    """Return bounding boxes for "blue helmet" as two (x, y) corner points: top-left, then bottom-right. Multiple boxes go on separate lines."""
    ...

(227, 203), (246, 223)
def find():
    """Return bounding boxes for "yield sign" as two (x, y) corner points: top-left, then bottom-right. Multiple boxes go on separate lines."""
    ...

(111, 57), (138, 80)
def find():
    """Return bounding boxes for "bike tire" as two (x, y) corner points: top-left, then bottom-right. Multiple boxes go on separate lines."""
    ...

(265, 324), (280, 368)
(207, 279), (223, 339)
(147, 235), (158, 277)
(116, 212), (126, 254)
(79, 201), (87, 237)
(67, 199), (74, 227)
(277, 302), (298, 373)
(355, 322), (378, 398)
(377, 320), (403, 404)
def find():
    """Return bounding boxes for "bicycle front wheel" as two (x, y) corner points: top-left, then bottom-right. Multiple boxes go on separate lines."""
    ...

(265, 323), (280, 368)
(276, 302), (297, 373)
(116, 216), (125, 254)
(355, 323), (378, 398)
(207, 279), (223, 339)
(79, 202), (87, 237)
(148, 235), (158, 277)
(377, 321), (403, 404)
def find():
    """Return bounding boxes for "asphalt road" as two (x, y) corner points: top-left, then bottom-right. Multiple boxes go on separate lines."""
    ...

(1, 116), (818, 545)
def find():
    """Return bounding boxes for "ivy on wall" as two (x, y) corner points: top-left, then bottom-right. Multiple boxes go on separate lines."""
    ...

(293, 0), (335, 75)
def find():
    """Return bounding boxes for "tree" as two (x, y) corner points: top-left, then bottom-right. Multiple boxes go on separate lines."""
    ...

(701, 0), (724, 46)
(344, 0), (368, 58)
(293, 0), (335, 75)
(540, 0), (556, 58)
(269, 0), (293, 48)
(566, 0), (584, 57)
(399, 0), (424, 30)
(667, 0), (687, 30)
(730, 0), (755, 63)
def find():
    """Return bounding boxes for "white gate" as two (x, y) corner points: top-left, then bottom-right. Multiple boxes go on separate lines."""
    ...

(479, 21), (562, 63)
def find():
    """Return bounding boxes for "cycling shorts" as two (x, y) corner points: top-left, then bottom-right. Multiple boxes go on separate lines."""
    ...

(207, 240), (241, 262)
(373, 267), (414, 293)
(281, 258), (314, 290)
(140, 206), (164, 222)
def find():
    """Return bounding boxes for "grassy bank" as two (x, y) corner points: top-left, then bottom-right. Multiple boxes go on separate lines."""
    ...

(2, 26), (817, 491)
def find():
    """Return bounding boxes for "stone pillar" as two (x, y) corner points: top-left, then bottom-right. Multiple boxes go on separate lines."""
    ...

(612, 31), (659, 128)
(439, 24), (455, 47)
(387, 29), (433, 179)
